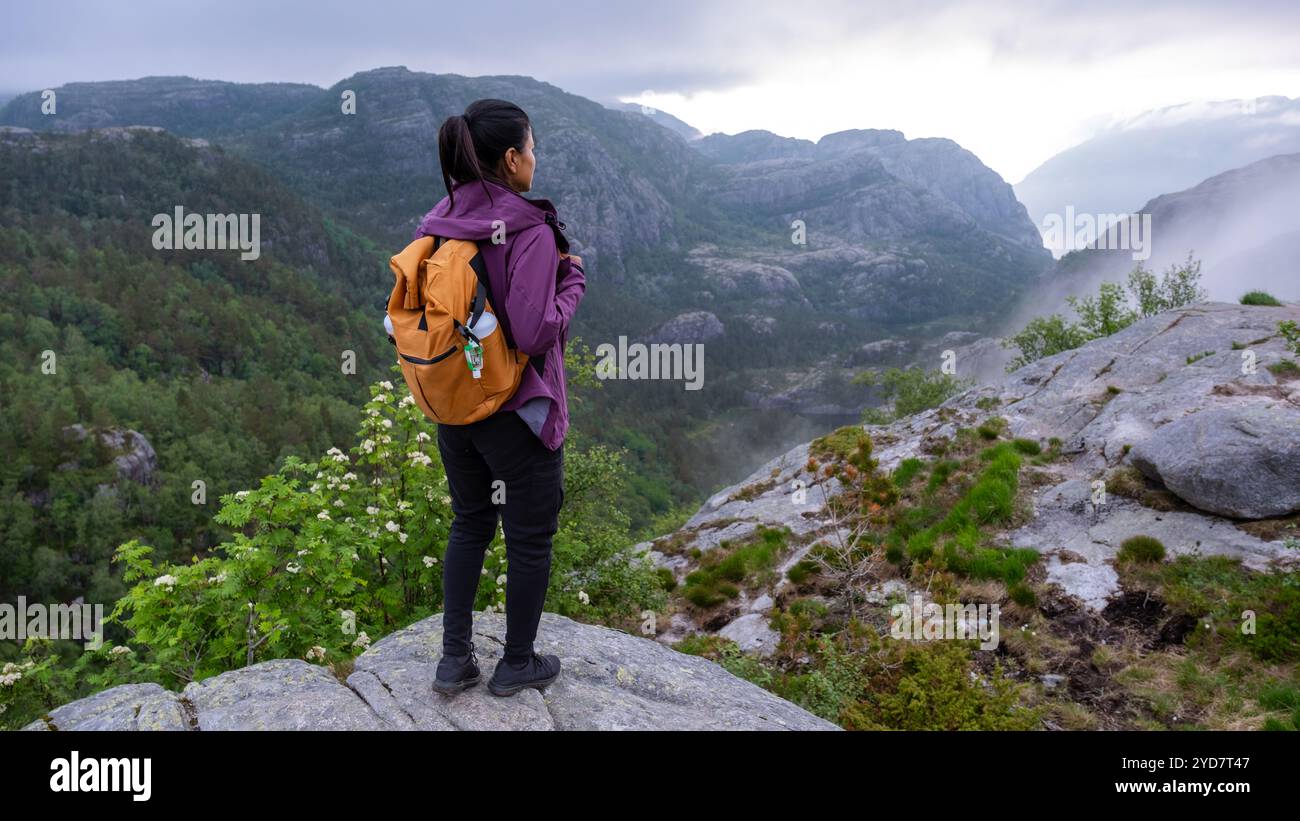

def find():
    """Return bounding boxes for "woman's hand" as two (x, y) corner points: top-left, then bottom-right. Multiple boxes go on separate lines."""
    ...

(559, 252), (583, 268)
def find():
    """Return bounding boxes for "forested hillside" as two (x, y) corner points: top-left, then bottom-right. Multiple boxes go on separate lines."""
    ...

(0, 127), (389, 607)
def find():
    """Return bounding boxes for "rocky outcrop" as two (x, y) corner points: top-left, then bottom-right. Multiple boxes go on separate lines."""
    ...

(61, 425), (160, 487)
(638, 437), (848, 648)
(880, 302), (1300, 609)
(22, 611), (838, 731)
(643, 310), (725, 344)
(1129, 405), (1300, 518)
(642, 302), (1300, 631)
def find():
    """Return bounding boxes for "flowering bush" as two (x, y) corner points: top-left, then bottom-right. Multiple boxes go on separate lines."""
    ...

(3, 361), (664, 728)
(105, 376), (456, 684)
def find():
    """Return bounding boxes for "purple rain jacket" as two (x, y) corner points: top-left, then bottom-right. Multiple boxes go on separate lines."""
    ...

(413, 177), (586, 451)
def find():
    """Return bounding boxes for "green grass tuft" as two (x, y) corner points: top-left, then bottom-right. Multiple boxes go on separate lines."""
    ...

(1240, 290), (1283, 306)
(1118, 535), (1166, 563)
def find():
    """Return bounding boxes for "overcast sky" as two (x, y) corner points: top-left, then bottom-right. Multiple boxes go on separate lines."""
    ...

(5, 0), (1299, 181)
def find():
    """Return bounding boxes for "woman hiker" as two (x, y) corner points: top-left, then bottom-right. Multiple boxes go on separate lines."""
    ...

(417, 98), (586, 697)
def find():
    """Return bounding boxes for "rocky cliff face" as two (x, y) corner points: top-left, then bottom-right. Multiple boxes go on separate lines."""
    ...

(697, 127), (1044, 248)
(639, 301), (1300, 649)
(23, 611), (837, 731)
(690, 127), (1050, 324)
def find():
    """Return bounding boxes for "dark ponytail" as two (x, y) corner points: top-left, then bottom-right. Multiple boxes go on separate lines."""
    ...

(438, 98), (532, 209)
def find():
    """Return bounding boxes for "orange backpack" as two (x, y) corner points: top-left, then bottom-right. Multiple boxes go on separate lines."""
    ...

(386, 235), (529, 424)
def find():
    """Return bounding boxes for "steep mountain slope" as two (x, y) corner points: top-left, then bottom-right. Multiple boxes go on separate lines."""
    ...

(1010, 152), (1300, 327)
(1016, 95), (1300, 235)
(231, 67), (721, 279)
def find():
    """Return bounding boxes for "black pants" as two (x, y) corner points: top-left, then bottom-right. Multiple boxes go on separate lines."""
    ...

(436, 409), (564, 665)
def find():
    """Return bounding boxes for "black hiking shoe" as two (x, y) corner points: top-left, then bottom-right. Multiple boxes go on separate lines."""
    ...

(432, 640), (481, 695)
(487, 650), (561, 696)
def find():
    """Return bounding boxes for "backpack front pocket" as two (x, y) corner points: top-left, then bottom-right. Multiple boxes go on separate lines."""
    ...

(398, 343), (485, 422)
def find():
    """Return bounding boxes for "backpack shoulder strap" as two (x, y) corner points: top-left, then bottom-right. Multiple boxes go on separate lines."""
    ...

(443, 237), (520, 352)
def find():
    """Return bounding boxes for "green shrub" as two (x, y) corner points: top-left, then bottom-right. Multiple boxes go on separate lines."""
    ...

(1241, 291), (1282, 306)
(786, 558), (820, 585)
(1142, 556), (1300, 663)
(926, 459), (960, 491)
(892, 458), (925, 487)
(655, 567), (677, 591)
(1008, 581), (1037, 607)
(1004, 255), (1206, 370)
(853, 366), (973, 422)
(1118, 535), (1166, 563)
(841, 641), (1040, 731)
(680, 526), (789, 608)
(1267, 359), (1300, 378)
(1012, 438), (1041, 455)
(976, 417), (1006, 440)
(1280, 320), (1300, 355)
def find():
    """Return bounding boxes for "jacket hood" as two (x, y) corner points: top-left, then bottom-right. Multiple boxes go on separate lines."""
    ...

(414, 177), (564, 244)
